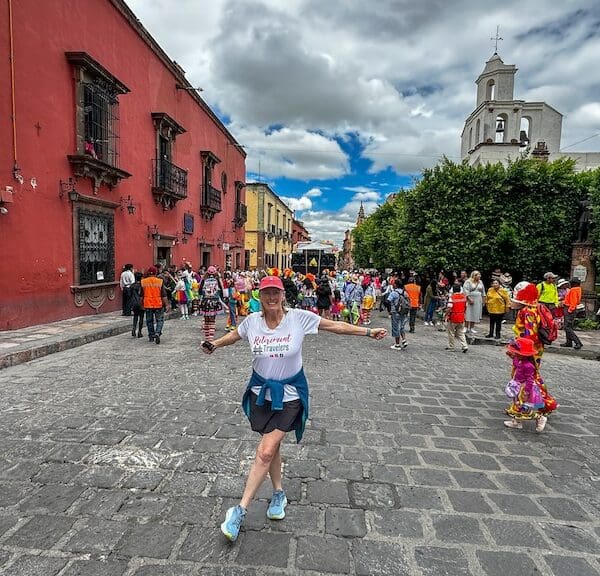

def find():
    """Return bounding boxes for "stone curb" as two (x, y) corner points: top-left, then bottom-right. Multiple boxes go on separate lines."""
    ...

(469, 334), (600, 360)
(0, 324), (132, 370)
(0, 311), (179, 370)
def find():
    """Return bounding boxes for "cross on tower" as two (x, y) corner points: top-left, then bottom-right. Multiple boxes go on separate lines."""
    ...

(490, 25), (503, 54)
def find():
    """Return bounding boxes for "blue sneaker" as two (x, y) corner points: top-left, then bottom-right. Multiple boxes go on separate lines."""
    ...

(221, 505), (246, 541)
(266, 489), (287, 520)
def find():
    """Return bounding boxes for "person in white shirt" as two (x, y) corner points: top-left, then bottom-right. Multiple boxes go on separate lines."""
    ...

(202, 275), (387, 542)
(119, 263), (135, 316)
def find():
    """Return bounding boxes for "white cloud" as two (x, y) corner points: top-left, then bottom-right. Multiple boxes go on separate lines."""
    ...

(568, 103), (600, 129)
(129, 2), (600, 174)
(127, 0), (600, 244)
(353, 191), (380, 202)
(230, 123), (350, 180)
(306, 187), (323, 197)
(343, 186), (375, 193)
(297, 209), (355, 245)
(280, 196), (313, 212)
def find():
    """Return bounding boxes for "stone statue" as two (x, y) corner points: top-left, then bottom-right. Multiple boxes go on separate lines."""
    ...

(576, 199), (592, 243)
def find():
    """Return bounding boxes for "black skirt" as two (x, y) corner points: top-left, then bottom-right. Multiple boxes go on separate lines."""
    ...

(248, 393), (302, 435)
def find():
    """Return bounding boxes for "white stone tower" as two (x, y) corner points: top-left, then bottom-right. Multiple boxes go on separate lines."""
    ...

(461, 53), (563, 166)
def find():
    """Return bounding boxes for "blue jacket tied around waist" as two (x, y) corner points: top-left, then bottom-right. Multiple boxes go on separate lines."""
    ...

(242, 368), (309, 443)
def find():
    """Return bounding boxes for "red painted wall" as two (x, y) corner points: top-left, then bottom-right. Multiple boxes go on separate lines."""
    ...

(0, 0), (246, 330)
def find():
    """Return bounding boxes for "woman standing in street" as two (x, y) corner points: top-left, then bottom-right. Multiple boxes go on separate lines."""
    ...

(464, 270), (486, 333)
(201, 275), (387, 542)
(423, 279), (439, 326)
(485, 279), (511, 339)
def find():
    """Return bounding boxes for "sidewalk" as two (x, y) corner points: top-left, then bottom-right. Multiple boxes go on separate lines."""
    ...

(1, 311), (599, 369)
(0, 310), (177, 369)
(468, 323), (600, 360)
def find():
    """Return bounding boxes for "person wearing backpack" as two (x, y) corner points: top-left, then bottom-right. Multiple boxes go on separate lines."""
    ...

(509, 283), (559, 430)
(536, 272), (559, 313)
(381, 278), (393, 316)
(388, 278), (410, 350)
(511, 283), (545, 365)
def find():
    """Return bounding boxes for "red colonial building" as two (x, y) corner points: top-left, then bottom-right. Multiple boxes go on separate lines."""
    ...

(0, 0), (247, 330)
(292, 219), (311, 247)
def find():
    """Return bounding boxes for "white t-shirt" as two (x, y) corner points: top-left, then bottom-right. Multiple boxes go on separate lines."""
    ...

(120, 269), (135, 289)
(237, 309), (321, 401)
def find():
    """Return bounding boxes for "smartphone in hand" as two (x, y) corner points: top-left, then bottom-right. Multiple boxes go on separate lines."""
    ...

(201, 340), (215, 353)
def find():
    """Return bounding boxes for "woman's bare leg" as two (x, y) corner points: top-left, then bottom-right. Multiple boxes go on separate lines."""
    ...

(240, 429), (286, 509)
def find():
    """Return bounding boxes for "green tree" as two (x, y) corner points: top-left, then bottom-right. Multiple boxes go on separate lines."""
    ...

(354, 157), (594, 280)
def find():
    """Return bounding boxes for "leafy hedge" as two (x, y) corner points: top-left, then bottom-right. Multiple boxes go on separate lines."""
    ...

(353, 157), (600, 280)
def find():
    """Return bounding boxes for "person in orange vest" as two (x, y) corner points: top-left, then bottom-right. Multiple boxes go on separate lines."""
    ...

(404, 277), (421, 333)
(140, 266), (168, 344)
(560, 277), (583, 350)
(445, 283), (468, 353)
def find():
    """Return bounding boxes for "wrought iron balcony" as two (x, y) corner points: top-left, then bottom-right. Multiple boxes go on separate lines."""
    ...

(234, 202), (247, 227)
(152, 157), (188, 209)
(200, 184), (222, 219)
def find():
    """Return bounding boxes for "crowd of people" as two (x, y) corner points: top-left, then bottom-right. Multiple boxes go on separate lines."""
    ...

(118, 261), (589, 541)
(119, 263), (586, 351)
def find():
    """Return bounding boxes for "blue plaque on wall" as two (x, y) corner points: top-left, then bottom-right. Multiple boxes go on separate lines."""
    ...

(183, 213), (194, 234)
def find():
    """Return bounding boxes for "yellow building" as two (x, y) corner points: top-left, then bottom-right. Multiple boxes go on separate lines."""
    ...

(245, 183), (294, 270)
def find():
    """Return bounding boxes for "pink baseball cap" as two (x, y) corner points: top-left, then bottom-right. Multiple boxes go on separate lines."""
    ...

(259, 276), (284, 291)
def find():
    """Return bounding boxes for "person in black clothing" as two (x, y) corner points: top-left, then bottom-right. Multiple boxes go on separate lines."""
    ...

(316, 277), (333, 318)
(283, 274), (299, 308)
(130, 272), (145, 338)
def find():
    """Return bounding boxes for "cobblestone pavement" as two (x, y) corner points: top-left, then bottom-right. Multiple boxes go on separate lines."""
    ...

(0, 312), (599, 576)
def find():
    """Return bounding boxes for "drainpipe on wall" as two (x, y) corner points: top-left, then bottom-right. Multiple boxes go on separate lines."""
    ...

(8, 0), (19, 179)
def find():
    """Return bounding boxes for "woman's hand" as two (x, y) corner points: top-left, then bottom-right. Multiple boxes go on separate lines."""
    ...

(370, 327), (387, 340)
(201, 340), (215, 354)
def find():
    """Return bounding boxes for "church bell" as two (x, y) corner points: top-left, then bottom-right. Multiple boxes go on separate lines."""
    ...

(496, 119), (505, 133)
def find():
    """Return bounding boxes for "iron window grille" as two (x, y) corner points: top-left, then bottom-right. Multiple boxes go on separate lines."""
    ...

(78, 209), (115, 285)
(83, 80), (120, 168)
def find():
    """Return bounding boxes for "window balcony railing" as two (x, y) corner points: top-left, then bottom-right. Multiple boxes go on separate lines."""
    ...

(200, 184), (222, 219)
(234, 202), (247, 227)
(152, 158), (188, 210)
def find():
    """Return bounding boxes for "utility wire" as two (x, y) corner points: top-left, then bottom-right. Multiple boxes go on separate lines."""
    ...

(560, 132), (600, 151)
(241, 144), (461, 160)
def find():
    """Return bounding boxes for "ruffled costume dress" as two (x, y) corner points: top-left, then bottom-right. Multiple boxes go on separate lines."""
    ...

(199, 276), (223, 317)
(505, 356), (557, 420)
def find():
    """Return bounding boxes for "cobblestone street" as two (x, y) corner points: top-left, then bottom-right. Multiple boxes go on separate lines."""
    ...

(0, 312), (599, 575)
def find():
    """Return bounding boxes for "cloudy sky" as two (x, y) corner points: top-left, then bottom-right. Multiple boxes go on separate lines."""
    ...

(129, 0), (600, 246)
